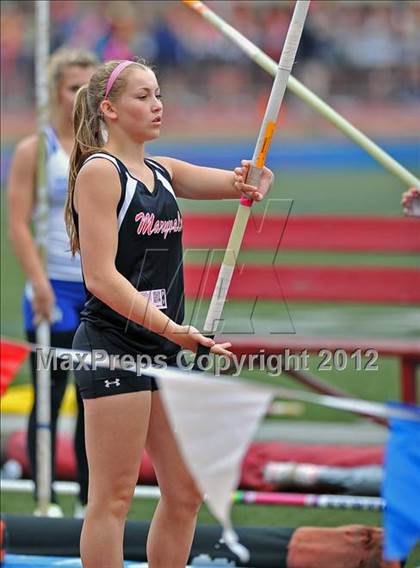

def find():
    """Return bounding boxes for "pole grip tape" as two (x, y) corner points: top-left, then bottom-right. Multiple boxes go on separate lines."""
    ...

(246, 164), (263, 186)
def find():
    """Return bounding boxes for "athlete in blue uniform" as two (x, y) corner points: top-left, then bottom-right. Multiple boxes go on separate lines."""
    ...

(65, 59), (274, 567)
(7, 48), (98, 517)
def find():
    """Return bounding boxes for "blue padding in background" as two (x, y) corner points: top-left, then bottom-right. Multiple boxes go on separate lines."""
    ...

(1, 139), (419, 186)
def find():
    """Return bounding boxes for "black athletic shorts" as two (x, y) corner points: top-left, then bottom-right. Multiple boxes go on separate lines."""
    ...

(73, 321), (185, 399)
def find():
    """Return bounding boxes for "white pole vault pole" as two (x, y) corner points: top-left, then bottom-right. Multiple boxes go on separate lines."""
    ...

(34, 0), (52, 515)
(194, 0), (310, 359)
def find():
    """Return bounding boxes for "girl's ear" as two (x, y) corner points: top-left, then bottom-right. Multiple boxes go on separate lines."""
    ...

(100, 99), (118, 121)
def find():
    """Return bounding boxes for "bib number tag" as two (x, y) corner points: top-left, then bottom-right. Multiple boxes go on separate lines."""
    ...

(140, 288), (167, 310)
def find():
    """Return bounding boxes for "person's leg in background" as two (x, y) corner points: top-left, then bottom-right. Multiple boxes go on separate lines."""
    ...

(49, 279), (90, 515)
(25, 279), (88, 516)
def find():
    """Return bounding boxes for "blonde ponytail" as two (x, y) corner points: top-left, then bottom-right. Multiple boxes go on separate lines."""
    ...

(65, 58), (152, 254)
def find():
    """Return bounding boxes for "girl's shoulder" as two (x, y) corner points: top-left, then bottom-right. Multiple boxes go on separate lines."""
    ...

(75, 157), (122, 207)
(147, 156), (173, 180)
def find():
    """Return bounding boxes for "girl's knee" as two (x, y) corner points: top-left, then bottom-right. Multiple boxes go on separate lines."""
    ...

(89, 496), (131, 521)
(89, 481), (135, 520)
(161, 484), (203, 517)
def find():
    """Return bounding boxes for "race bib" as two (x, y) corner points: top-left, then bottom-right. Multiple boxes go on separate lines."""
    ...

(139, 288), (167, 310)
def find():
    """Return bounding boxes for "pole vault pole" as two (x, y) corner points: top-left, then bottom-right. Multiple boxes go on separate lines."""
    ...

(193, 0), (310, 363)
(1, 479), (385, 512)
(183, 0), (419, 189)
(34, 0), (52, 515)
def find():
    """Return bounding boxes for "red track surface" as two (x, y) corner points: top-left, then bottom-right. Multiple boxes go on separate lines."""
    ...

(183, 214), (420, 253)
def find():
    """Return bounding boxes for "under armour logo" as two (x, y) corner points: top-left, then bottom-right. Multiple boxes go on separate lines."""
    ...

(104, 379), (121, 388)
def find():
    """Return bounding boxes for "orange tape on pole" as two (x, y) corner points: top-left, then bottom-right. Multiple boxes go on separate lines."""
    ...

(256, 121), (276, 168)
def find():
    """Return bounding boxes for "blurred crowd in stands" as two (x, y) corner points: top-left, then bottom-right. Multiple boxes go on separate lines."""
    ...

(2, 0), (419, 115)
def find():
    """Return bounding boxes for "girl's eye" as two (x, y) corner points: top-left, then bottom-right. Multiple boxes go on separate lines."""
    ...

(137, 93), (162, 100)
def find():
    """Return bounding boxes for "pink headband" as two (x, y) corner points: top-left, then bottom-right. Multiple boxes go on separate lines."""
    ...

(104, 60), (133, 99)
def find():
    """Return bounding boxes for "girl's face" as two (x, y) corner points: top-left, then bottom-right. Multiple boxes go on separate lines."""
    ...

(57, 65), (96, 119)
(110, 67), (163, 142)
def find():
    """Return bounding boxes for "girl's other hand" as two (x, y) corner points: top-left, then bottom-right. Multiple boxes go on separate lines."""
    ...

(172, 324), (233, 358)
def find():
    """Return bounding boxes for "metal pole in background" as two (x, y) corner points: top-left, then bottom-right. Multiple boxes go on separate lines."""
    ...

(34, 0), (52, 516)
